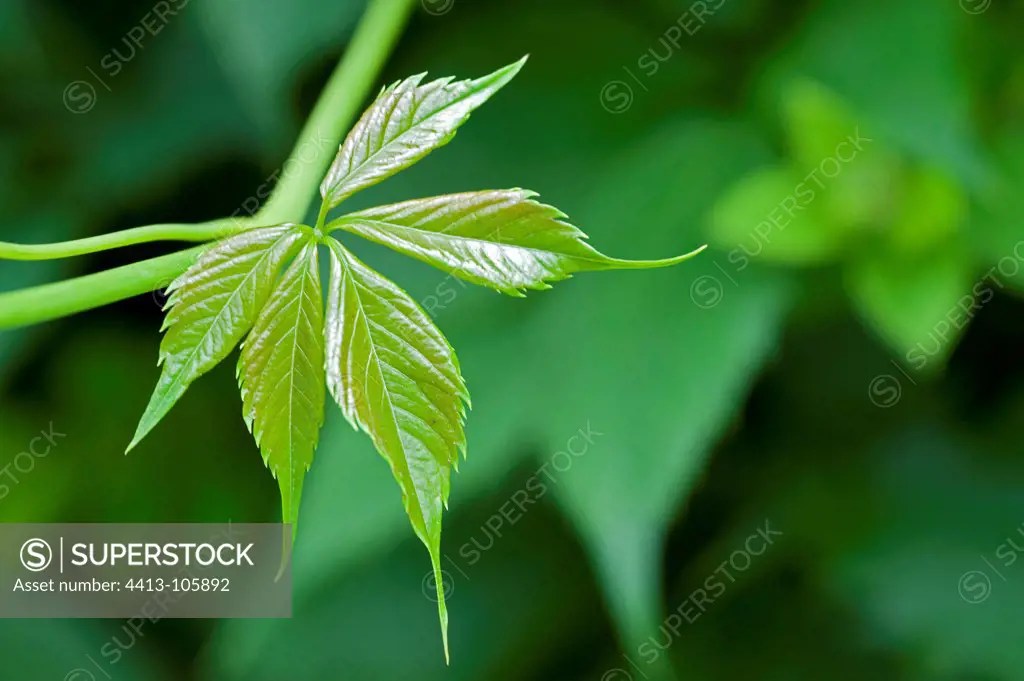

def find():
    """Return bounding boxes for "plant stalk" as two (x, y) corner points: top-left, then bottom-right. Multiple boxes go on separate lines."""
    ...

(0, 220), (239, 261)
(0, 247), (206, 329)
(0, 0), (417, 330)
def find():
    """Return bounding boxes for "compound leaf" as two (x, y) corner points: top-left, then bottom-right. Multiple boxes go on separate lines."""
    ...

(319, 57), (527, 209)
(128, 225), (308, 452)
(323, 237), (468, 661)
(332, 190), (705, 296)
(238, 241), (326, 539)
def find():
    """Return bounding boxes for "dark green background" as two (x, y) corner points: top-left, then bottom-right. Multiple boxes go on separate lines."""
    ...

(2, 0), (1023, 679)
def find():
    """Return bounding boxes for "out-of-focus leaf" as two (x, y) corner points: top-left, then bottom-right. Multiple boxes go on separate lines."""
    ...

(822, 149), (901, 231)
(774, 0), (991, 190)
(708, 167), (846, 265)
(781, 78), (860, 171)
(845, 245), (974, 368)
(336, 190), (702, 295)
(320, 58), (526, 209)
(780, 79), (898, 233)
(887, 166), (966, 255)
(129, 226), (306, 451)
(323, 238), (469, 659)
(238, 242), (325, 535)
(528, 120), (791, 659)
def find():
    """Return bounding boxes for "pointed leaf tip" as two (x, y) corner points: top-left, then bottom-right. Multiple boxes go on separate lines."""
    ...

(320, 60), (527, 208)
(431, 554), (451, 664)
(610, 243), (709, 269)
(505, 54), (529, 75)
(323, 238), (465, 662)
(274, 523), (293, 583)
(337, 192), (706, 295)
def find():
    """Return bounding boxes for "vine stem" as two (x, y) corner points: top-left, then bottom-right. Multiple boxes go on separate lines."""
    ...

(0, 220), (239, 260)
(0, 247), (206, 330)
(0, 0), (417, 330)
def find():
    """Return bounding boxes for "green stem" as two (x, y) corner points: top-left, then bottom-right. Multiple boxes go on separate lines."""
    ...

(0, 0), (416, 330)
(0, 220), (239, 261)
(0, 246), (206, 329)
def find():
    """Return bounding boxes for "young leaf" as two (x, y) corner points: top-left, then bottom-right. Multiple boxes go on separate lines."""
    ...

(781, 78), (861, 173)
(323, 237), (468, 661)
(238, 241), (326, 538)
(128, 225), (308, 452)
(845, 244), (973, 367)
(707, 167), (846, 265)
(319, 56), (527, 210)
(331, 190), (705, 295)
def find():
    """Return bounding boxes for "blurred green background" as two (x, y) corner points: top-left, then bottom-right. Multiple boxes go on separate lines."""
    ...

(2, 0), (1024, 678)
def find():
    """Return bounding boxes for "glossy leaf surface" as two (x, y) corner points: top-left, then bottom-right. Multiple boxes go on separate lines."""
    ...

(334, 190), (704, 295)
(129, 225), (307, 451)
(319, 57), (527, 209)
(238, 241), (326, 536)
(323, 237), (467, 660)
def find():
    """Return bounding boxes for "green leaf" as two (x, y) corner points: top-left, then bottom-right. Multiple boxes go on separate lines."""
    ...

(323, 237), (468, 662)
(319, 57), (527, 210)
(820, 148), (901, 231)
(525, 120), (791, 662)
(779, 78), (897, 234)
(887, 165), (966, 255)
(333, 190), (704, 295)
(778, 0), (991, 190)
(238, 240), (326, 538)
(845, 244), (974, 368)
(129, 225), (308, 452)
(781, 78), (861, 172)
(207, 16), (719, 669)
(707, 167), (848, 265)
(207, 303), (543, 677)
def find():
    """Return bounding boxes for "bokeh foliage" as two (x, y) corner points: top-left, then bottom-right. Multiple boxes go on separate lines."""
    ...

(1, 0), (1023, 679)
